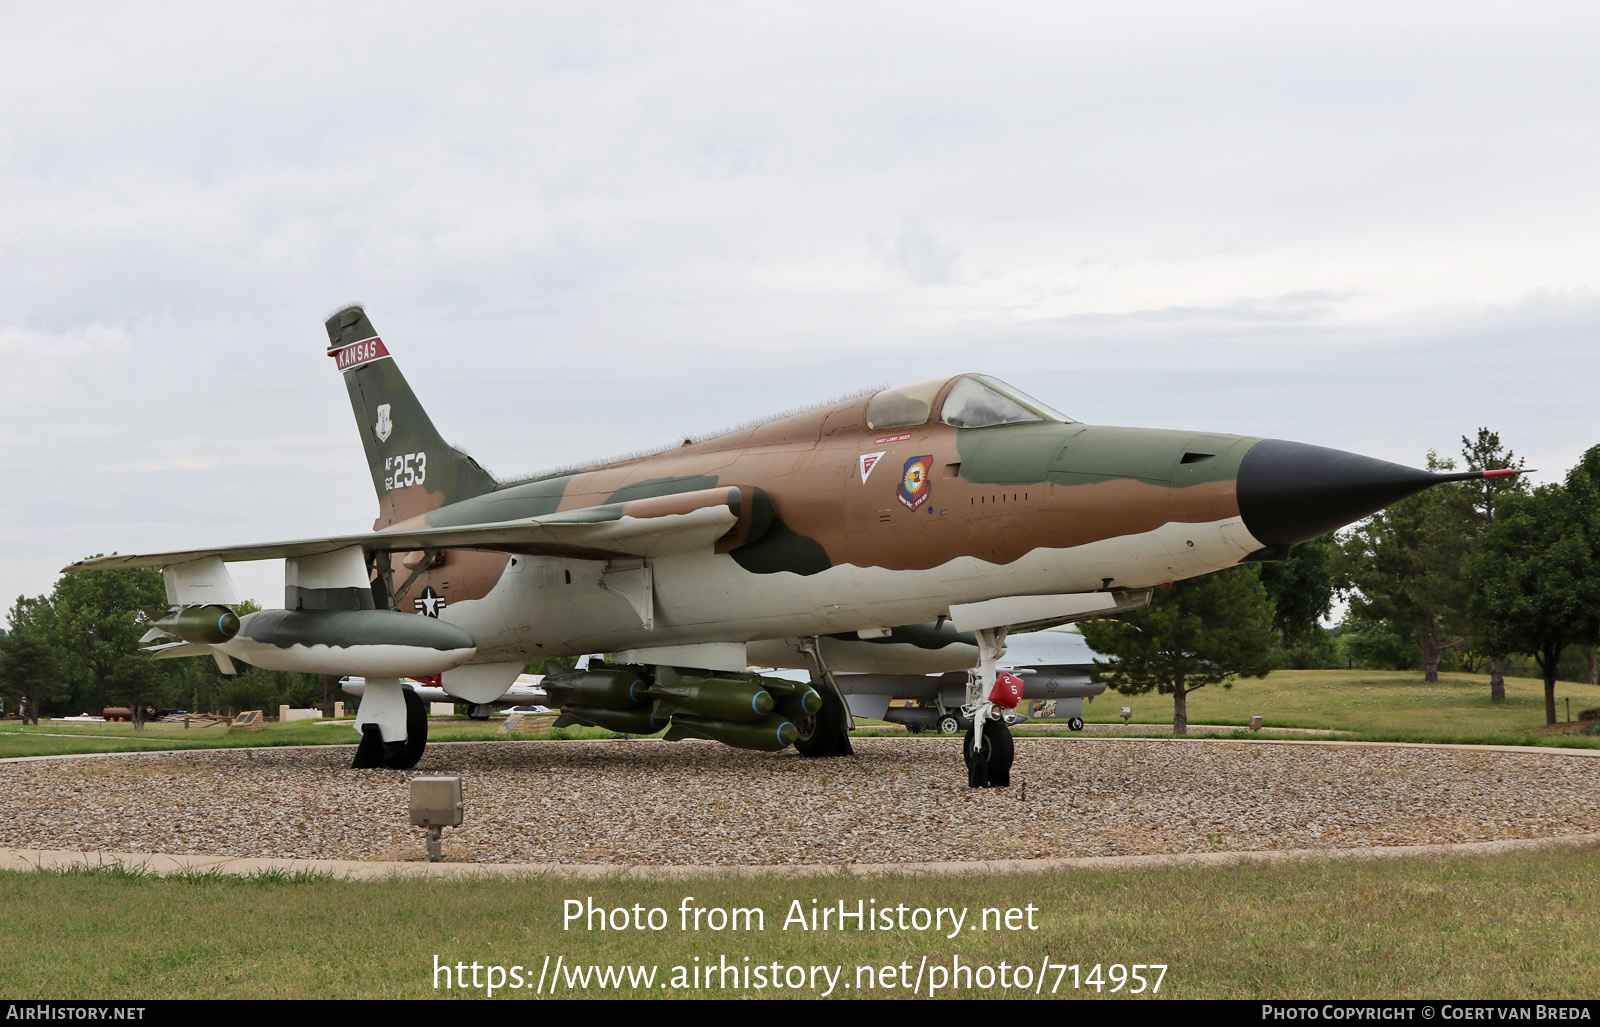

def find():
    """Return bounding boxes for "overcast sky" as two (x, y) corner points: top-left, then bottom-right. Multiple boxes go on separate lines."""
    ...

(3, 1), (1597, 609)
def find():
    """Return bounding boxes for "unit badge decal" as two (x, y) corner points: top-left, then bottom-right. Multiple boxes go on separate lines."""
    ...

(859, 451), (886, 484)
(374, 403), (393, 443)
(897, 455), (934, 511)
(414, 586), (445, 617)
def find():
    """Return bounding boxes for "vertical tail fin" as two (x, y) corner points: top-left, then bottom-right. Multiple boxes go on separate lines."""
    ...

(325, 305), (498, 528)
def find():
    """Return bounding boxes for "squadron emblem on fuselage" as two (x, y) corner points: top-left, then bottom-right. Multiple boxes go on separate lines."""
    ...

(898, 455), (934, 511)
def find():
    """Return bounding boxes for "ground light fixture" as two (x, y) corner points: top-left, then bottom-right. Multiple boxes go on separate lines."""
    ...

(410, 776), (464, 862)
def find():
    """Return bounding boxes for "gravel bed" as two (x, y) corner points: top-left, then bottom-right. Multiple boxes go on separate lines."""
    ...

(1, 738), (1597, 865)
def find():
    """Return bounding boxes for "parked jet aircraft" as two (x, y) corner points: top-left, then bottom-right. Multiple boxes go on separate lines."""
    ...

(68, 305), (1515, 786)
(757, 623), (1104, 733)
(340, 672), (547, 717)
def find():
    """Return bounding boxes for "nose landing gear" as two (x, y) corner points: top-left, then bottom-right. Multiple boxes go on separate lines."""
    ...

(960, 628), (1017, 788)
(963, 716), (1014, 788)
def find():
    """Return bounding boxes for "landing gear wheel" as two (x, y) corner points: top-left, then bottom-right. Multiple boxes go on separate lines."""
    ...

(382, 687), (429, 769)
(905, 724), (924, 735)
(794, 686), (854, 757)
(964, 718), (1014, 788)
(352, 724), (387, 769)
(963, 723), (990, 788)
(1068, 717), (1084, 732)
(938, 715), (961, 736)
(986, 719), (1014, 787)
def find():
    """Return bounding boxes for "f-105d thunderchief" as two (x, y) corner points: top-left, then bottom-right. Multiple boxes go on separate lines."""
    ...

(69, 306), (1513, 786)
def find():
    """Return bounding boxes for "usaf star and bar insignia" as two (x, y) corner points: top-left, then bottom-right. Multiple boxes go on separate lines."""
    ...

(414, 585), (446, 617)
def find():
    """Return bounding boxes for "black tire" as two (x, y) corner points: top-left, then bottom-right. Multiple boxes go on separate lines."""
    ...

(794, 685), (854, 757)
(383, 687), (429, 769)
(963, 722), (990, 788)
(905, 724), (924, 735)
(1068, 717), (1084, 732)
(986, 719), (1014, 787)
(938, 715), (961, 736)
(351, 723), (387, 769)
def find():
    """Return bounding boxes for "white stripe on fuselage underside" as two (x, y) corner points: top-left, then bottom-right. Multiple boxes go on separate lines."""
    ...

(440, 516), (1264, 664)
(215, 638), (477, 677)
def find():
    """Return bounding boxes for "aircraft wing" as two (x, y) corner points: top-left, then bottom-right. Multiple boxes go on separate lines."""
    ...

(65, 487), (743, 571)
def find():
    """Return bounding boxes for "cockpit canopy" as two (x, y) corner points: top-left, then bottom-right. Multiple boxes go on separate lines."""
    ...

(865, 374), (1074, 431)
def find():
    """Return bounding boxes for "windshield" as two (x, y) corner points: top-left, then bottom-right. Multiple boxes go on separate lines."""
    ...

(940, 375), (1073, 428)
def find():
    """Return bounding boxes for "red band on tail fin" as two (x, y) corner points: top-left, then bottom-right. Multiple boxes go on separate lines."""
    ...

(328, 336), (390, 372)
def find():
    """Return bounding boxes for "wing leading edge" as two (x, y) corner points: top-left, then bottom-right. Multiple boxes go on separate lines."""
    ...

(65, 486), (745, 572)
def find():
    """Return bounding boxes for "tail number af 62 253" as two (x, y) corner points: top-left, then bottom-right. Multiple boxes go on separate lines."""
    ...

(384, 452), (427, 490)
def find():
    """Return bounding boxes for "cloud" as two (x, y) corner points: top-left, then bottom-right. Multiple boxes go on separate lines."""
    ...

(1, 2), (1598, 606)
(886, 219), (961, 286)
(86, 458), (222, 474)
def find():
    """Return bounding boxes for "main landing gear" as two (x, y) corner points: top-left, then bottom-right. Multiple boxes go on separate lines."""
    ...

(793, 636), (854, 758)
(960, 628), (1016, 789)
(351, 678), (429, 770)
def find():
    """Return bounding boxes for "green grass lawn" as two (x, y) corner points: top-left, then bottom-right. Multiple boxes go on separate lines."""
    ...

(2, 844), (1597, 1000)
(0, 712), (644, 758)
(1076, 668), (1600, 746)
(5, 669), (1599, 759)
(5, 672), (1600, 1000)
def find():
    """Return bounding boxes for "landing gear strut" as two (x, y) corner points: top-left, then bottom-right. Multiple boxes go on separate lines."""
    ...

(351, 679), (429, 769)
(960, 628), (1016, 788)
(794, 636), (854, 757)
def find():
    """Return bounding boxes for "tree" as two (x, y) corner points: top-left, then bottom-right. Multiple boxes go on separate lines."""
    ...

(1337, 605), (1419, 670)
(9, 565), (175, 724)
(1457, 428), (1528, 699)
(1079, 566), (1278, 734)
(0, 608), (63, 722)
(1466, 448), (1600, 725)
(1341, 452), (1474, 682)
(1258, 532), (1342, 667)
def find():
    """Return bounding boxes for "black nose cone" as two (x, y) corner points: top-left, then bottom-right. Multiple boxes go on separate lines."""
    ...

(1236, 439), (1443, 548)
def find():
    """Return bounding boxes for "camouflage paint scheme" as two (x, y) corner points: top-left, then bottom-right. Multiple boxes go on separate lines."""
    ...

(71, 305), (1478, 721)
(330, 305), (1263, 667)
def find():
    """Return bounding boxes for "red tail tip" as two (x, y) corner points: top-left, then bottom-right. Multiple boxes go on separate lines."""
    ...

(1481, 468), (1520, 478)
